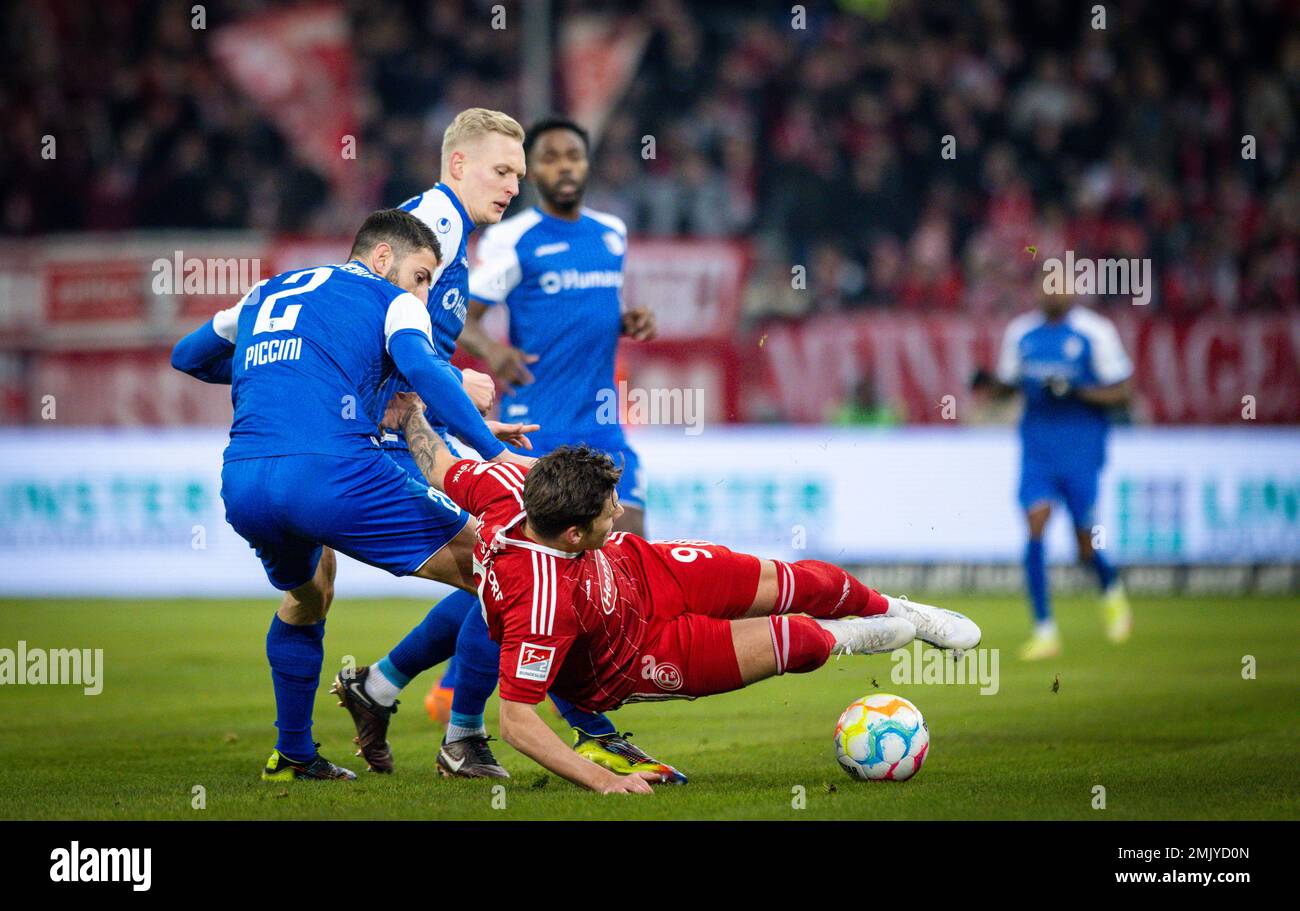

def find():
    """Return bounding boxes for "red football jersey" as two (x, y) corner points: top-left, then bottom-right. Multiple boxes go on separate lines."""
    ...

(444, 458), (677, 711)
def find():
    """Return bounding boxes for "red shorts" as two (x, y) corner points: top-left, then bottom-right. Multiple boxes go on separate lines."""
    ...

(622, 541), (762, 705)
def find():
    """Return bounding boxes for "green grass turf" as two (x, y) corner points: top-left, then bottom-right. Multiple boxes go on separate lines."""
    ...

(0, 593), (1296, 820)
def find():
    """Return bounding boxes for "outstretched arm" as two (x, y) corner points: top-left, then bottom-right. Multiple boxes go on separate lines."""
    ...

(497, 698), (653, 794)
(171, 321), (234, 385)
(388, 330), (513, 459)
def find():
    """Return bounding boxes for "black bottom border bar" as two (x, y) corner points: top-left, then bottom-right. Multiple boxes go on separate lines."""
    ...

(2, 820), (1288, 897)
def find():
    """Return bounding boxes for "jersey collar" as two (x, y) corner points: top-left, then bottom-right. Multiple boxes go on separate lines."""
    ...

(494, 512), (581, 559)
(435, 182), (475, 235)
(532, 204), (585, 226)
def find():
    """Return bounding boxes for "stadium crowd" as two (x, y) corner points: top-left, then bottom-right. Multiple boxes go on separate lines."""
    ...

(2, 0), (1295, 317)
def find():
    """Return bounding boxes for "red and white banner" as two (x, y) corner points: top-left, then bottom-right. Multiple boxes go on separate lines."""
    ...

(1, 232), (1296, 426)
(752, 313), (1300, 425)
(212, 5), (359, 196)
(559, 14), (651, 144)
(623, 239), (748, 340)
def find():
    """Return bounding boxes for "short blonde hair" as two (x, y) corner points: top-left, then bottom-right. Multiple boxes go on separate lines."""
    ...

(442, 108), (525, 162)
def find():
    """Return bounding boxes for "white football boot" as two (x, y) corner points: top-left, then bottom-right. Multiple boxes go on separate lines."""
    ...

(884, 595), (982, 650)
(816, 615), (916, 655)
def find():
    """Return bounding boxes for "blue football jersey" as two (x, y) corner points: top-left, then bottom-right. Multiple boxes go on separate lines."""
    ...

(217, 261), (433, 462)
(996, 306), (1133, 465)
(398, 182), (474, 357)
(468, 205), (628, 448)
(378, 182), (477, 453)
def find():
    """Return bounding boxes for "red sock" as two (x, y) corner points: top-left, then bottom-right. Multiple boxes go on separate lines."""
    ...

(771, 560), (888, 618)
(769, 615), (835, 674)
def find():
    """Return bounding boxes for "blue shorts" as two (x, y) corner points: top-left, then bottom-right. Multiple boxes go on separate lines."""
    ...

(1018, 454), (1101, 529)
(221, 452), (468, 590)
(508, 434), (645, 510)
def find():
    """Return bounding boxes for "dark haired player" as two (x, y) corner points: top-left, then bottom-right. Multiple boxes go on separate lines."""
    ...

(170, 209), (535, 780)
(382, 391), (981, 792)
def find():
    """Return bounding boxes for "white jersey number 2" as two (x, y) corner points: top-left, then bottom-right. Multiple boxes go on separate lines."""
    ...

(253, 267), (332, 335)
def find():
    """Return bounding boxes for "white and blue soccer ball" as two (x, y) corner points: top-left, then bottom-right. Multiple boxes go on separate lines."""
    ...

(833, 693), (929, 781)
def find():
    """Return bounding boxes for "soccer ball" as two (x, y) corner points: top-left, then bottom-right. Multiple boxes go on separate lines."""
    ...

(833, 693), (929, 781)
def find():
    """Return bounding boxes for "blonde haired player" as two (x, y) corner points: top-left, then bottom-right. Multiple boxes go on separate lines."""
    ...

(333, 109), (535, 776)
(336, 110), (678, 783)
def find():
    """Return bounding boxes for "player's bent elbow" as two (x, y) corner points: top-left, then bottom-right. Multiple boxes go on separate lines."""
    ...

(169, 341), (193, 375)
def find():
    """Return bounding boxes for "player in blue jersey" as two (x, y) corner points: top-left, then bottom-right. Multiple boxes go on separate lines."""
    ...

(334, 116), (681, 784)
(328, 110), (542, 777)
(170, 209), (536, 780)
(328, 110), (661, 781)
(972, 290), (1135, 660)
(460, 117), (657, 532)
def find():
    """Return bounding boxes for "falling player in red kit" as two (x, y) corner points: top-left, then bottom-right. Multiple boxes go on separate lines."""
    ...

(385, 391), (981, 793)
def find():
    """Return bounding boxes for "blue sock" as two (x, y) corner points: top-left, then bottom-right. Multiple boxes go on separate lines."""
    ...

(551, 693), (616, 737)
(440, 656), (458, 690)
(1025, 537), (1050, 625)
(266, 615), (325, 762)
(385, 589), (478, 684)
(450, 602), (500, 722)
(1091, 550), (1118, 591)
(447, 709), (485, 742)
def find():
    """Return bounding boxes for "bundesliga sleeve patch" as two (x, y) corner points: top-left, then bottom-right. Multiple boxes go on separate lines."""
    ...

(515, 642), (556, 682)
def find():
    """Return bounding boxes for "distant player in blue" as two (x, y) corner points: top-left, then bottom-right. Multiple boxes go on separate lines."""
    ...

(453, 117), (680, 782)
(170, 208), (535, 780)
(973, 291), (1134, 660)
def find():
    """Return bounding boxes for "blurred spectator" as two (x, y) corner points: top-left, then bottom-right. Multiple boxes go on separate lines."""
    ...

(0, 0), (1293, 318)
(827, 376), (904, 427)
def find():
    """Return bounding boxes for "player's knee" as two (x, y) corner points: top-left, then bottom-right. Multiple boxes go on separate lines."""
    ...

(280, 583), (329, 624)
(1025, 505), (1051, 537)
(319, 547), (338, 585)
(773, 560), (878, 618)
(1075, 533), (1094, 561)
(773, 615), (834, 675)
(317, 581), (335, 615)
(315, 551), (336, 614)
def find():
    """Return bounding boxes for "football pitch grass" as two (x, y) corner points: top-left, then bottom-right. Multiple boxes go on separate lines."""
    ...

(1, 593), (1296, 821)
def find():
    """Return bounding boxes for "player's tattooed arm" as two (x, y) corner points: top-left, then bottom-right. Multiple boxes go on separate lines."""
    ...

(382, 392), (456, 490)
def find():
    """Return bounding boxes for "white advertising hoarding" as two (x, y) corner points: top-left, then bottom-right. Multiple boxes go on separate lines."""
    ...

(0, 427), (1296, 597)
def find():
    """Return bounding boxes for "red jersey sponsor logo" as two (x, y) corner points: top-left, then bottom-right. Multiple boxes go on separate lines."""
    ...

(653, 661), (683, 692)
(593, 549), (617, 615)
